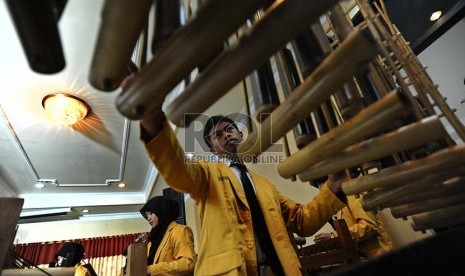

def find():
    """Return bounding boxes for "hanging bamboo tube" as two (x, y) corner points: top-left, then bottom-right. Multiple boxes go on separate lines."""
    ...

(291, 24), (333, 137)
(298, 116), (447, 181)
(342, 145), (465, 196)
(250, 61), (280, 122)
(362, 168), (465, 211)
(328, 3), (392, 105)
(151, 0), (181, 53)
(411, 204), (465, 232)
(165, 0), (341, 126)
(236, 28), (380, 160)
(116, 0), (269, 119)
(322, 7), (366, 120)
(89, 0), (152, 91)
(277, 90), (411, 178)
(388, 176), (465, 208)
(5, 0), (66, 74)
(275, 49), (318, 149)
(391, 191), (465, 219)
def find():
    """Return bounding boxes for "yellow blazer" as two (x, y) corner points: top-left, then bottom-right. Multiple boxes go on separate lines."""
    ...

(334, 195), (390, 257)
(148, 221), (196, 276)
(145, 120), (345, 275)
(74, 264), (92, 276)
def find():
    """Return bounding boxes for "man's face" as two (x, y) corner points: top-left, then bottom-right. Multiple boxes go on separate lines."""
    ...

(208, 121), (243, 156)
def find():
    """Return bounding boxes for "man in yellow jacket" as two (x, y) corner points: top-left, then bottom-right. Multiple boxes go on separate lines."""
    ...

(313, 177), (393, 258)
(138, 110), (347, 276)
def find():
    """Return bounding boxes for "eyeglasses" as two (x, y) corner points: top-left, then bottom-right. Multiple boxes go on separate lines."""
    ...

(211, 124), (238, 140)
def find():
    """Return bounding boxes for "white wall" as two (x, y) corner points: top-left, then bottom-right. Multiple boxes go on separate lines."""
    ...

(418, 18), (465, 143)
(15, 217), (149, 244)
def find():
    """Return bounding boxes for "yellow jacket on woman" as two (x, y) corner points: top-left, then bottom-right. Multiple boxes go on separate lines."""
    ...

(144, 120), (345, 275)
(148, 221), (196, 275)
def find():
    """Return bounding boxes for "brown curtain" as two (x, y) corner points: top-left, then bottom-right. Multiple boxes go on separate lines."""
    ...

(14, 232), (148, 266)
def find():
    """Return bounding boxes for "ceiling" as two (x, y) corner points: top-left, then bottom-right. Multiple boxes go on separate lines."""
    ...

(0, 0), (463, 224)
(0, 0), (245, 223)
(383, 0), (465, 53)
(0, 0), (154, 220)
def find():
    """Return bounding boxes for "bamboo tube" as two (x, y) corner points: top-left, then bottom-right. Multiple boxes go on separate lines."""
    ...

(327, 4), (353, 41)
(234, 28), (379, 160)
(89, 0), (152, 91)
(388, 176), (465, 207)
(412, 214), (465, 232)
(116, 0), (269, 119)
(391, 192), (465, 219)
(250, 61), (280, 122)
(5, 0), (65, 74)
(411, 204), (465, 232)
(362, 168), (465, 211)
(165, 0), (341, 126)
(342, 145), (465, 195)
(152, 0), (181, 53)
(298, 116), (447, 181)
(275, 49), (318, 149)
(277, 90), (411, 178)
(291, 26), (331, 137)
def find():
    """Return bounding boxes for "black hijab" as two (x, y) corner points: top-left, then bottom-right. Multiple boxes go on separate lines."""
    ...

(54, 242), (85, 267)
(140, 196), (180, 265)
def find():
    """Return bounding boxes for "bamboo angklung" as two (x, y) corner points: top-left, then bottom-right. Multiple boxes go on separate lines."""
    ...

(276, 49), (318, 149)
(165, 0), (341, 126)
(386, 176), (465, 208)
(89, 0), (152, 91)
(152, 0), (181, 53)
(390, 189), (465, 219)
(329, 4), (392, 106)
(250, 61), (280, 122)
(116, 0), (270, 119)
(291, 25), (332, 137)
(5, 0), (66, 74)
(342, 145), (465, 196)
(277, 90), (411, 179)
(362, 167), (465, 211)
(411, 204), (465, 232)
(236, 28), (380, 160)
(298, 116), (447, 181)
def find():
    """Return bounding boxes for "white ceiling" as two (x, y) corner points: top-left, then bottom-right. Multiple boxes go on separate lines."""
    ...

(0, 0), (156, 220)
(0, 0), (246, 223)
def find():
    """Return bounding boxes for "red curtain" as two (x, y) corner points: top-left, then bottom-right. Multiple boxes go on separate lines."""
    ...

(14, 232), (148, 266)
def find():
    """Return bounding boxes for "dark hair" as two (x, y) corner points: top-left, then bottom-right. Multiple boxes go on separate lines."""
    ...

(54, 242), (85, 267)
(309, 176), (329, 188)
(203, 115), (239, 149)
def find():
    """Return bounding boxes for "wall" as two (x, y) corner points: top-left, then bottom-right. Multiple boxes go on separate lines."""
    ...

(15, 217), (149, 244)
(418, 18), (465, 142)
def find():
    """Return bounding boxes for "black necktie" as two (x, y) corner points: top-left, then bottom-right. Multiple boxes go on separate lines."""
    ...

(231, 163), (284, 275)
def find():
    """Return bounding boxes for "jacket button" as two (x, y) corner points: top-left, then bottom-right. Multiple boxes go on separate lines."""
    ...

(246, 241), (254, 249)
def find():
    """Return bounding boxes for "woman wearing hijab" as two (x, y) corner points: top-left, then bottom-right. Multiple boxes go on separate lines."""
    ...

(140, 196), (196, 275)
(52, 242), (95, 276)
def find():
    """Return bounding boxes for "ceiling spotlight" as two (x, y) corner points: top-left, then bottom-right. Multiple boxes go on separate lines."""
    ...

(81, 209), (90, 213)
(34, 182), (45, 189)
(118, 182), (126, 188)
(430, 11), (442, 21)
(42, 93), (90, 125)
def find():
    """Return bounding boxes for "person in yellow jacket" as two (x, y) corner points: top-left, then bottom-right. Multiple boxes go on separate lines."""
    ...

(313, 177), (393, 258)
(135, 108), (348, 275)
(140, 196), (196, 275)
(51, 242), (94, 276)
